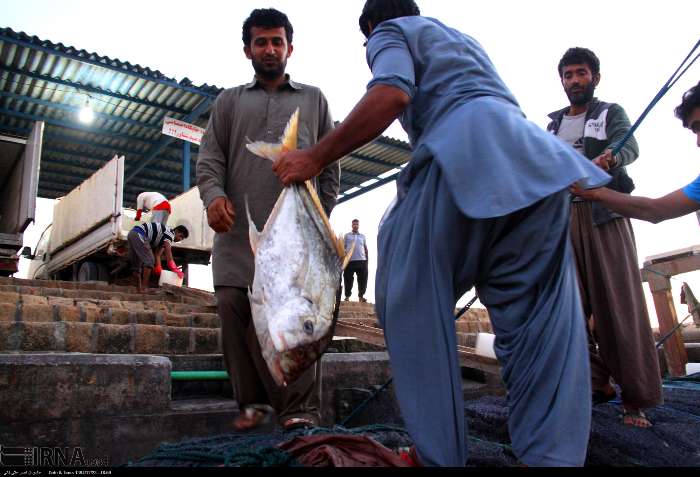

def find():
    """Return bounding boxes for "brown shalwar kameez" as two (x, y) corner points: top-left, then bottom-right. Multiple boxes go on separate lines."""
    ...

(570, 201), (662, 409)
(196, 76), (340, 424)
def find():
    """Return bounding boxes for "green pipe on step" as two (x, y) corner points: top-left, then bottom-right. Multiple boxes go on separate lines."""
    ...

(171, 370), (229, 381)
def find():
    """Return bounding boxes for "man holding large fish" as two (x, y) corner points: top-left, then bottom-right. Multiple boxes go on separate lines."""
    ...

(272, 0), (611, 467)
(196, 8), (340, 431)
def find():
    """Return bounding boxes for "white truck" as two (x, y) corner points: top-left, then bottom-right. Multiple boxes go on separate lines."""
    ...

(0, 121), (43, 276)
(27, 155), (213, 284)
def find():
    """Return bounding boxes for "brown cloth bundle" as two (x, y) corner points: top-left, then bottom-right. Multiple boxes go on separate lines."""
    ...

(278, 434), (411, 467)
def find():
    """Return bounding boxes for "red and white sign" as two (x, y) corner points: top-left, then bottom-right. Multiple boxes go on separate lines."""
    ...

(162, 117), (205, 145)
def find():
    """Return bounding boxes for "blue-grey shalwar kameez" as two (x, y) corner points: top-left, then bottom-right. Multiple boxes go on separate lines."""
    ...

(366, 16), (611, 467)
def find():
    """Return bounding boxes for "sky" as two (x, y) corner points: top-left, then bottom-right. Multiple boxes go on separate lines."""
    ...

(6, 0), (700, 328)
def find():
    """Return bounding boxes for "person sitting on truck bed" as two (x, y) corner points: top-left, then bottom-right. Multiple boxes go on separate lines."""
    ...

(135, 191), (172, 225)
(127, 222), (188, 292)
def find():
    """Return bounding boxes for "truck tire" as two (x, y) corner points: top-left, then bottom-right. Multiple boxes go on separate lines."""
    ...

(77, 262), (99, 282)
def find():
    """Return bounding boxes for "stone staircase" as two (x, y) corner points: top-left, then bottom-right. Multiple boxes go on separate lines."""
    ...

(0, 277), (220, 356)
(0, 277), (494, 356)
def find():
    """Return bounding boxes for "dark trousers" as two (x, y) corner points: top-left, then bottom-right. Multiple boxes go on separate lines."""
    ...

(343, 260), (368, 298)
(214, 286), (320, 423)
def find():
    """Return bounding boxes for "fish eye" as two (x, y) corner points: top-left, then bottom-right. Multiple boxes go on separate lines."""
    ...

(303, 320), (314, 335)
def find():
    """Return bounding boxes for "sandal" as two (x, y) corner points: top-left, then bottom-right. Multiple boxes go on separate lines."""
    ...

(232, 404), (276, 432)
(282, 416), (317, 431)
(622, 409), (653, 428)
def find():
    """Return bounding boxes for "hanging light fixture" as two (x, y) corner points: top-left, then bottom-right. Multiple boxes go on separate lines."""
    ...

(78, 98), (94, 123)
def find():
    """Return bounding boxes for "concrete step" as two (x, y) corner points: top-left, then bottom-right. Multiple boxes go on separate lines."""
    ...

(0, 396), (239, 466)
(0, 353), (172, 422)
(0, 276), (139, 293)
(0, 284), (211, 306)
(0, 277), (216, 307)
(457, 332), (477, 348)
(0, 292), (219, 329)
(0, 322), (220, 354)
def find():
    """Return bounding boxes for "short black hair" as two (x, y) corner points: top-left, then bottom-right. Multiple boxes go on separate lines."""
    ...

(352, 219), (359, 223)
(359, 0), (420, 38)
(675, 80), (700, 128)
(558, 47), (600, 78)
(173, 225), (189, 239)
(242, 8), (293, 46)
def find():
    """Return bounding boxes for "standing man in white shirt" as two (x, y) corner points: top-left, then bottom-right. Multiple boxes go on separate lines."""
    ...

(135, 191), (171, 225)
(343, 219), (369, 302)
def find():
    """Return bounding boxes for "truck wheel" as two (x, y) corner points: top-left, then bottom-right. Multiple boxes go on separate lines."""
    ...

(77, 262), (99, 282)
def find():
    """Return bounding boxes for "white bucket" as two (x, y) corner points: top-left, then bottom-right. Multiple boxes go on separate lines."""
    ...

(686, 362), (700, 376)
(474, 332), (497, 360)
(158, 269), (183, 288)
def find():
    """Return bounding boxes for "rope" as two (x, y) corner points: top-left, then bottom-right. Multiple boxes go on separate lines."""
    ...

(339, 379), (395, 427)
(655, 311), (694, 349)
(611, 38), (700, 155)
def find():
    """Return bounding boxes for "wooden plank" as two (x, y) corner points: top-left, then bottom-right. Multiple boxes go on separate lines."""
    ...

(641, 254), (700, 282)
(335, 320), (501, 375)
(639, 251), (696, 377)
(651, 288), (689, 377)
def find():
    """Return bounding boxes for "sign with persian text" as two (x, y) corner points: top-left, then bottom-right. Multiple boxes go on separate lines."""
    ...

(162, 117), (204, 145)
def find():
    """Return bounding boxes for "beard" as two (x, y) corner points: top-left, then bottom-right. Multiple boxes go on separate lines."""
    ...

(566, 82), (596, 107)
(252, 56), (287, 82)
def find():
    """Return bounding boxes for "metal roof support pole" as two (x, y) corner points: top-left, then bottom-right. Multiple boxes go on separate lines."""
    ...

(182, 141), (191, 192)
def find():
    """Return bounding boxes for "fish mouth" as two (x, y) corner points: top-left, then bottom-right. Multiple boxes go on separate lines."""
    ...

(273, 339), (325, 387)
(268, 289), (342, 387)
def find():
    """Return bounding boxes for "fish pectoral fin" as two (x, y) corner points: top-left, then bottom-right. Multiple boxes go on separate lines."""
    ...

(244, 195), (262, 255)
(245, 108), (299, 161)
(342, 241), (356, 270)
(246, 141), (284, 162)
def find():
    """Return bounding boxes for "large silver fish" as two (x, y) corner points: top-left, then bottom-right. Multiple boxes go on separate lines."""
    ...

(245, 109), (353, 387)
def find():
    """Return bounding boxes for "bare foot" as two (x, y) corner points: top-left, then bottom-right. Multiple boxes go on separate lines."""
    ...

(232, 405), (275, 431)
(623, 408), (652, 428)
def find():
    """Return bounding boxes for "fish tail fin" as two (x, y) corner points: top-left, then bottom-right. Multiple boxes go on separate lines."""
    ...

(245, 195), (262, 255)
(245, 107), (299, 161)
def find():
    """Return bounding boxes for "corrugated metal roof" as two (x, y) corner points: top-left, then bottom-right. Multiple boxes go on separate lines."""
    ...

(0, 26), (411, 207)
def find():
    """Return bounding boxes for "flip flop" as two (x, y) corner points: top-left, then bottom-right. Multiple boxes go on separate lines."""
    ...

(232, 404), (276, 432)
(282, 416), (317, 431)
(623, 409), (653, 428)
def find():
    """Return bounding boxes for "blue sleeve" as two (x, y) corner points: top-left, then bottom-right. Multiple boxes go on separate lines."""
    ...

(682, 173), (700, 203)
(365, 22), (416, 99)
